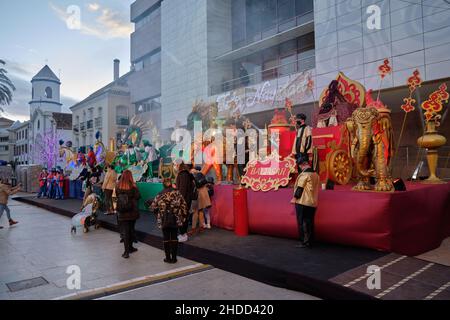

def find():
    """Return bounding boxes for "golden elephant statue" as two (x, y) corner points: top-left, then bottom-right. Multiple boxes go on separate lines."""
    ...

(346, 104), (395, 192)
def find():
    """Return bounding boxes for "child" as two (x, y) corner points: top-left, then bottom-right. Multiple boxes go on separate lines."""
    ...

(203, 177), (215, 229)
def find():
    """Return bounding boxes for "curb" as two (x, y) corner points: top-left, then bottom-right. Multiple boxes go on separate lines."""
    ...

(15, 197), (376, 300)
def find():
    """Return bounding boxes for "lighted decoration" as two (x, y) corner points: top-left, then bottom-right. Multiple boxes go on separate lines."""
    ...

(376, 59), (392, 100)
(421, 83), (449, 123)
(241, 152), (296, 192)
(390, 69), (424, 168)
(400, 69), (423, 113)
(378, 59), (392, 79)
(417, 83), (449, 184)
(34, 128), (62, 170)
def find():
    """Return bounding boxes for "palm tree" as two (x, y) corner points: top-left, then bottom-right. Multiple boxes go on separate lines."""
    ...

(0, 59), (15, 112)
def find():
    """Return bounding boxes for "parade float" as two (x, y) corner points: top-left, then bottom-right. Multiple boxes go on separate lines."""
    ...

(58, 115), (169, 204)
(209, 61), (450, 256)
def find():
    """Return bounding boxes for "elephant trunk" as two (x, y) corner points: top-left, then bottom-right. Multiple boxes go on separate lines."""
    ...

(356, 125), (372, 178)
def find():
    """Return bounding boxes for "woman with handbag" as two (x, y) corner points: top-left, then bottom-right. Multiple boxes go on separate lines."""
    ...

(115, 170), (141, 259)
(189, 167), (211, 236)
(150, 178), (188, 264)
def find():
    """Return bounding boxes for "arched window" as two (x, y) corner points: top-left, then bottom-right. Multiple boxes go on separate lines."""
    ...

(45, 87), (53, 99)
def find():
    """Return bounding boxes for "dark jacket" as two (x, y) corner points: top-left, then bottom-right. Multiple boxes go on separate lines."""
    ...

(176, 169), (195, 206)
(115, 187), (141, 221)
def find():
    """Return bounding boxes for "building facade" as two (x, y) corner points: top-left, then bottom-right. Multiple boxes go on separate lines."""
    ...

(9, 120), (30, 165)
(0, 117), (15, 163)
(70, 60), (134, 152)
(127, 0), (450, 176)
(129, 0), (162, 134)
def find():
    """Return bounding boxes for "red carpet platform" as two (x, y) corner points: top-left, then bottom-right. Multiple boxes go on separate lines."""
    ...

(211, 182), (450, 256)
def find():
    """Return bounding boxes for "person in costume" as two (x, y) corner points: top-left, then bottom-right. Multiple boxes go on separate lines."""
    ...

(291, 154), (320, 249)
(315, 80), (357, 128)
(87, 146), (97, 169)
(125, 143), (138, 166)
(77, 148), (87, 167)
(37, 168), (48, 198)
(291, 114), (312, 161)
(55, 169), (65, 200)
(47, 169), (57, 199)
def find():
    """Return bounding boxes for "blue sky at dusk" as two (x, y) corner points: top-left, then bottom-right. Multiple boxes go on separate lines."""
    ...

(0, 0), (134, 121)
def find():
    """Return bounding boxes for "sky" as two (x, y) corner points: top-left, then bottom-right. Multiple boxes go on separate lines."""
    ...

(0, 0), (134, 121)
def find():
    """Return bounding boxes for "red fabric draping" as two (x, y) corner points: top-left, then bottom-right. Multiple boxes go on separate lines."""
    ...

(210, 182), (450, 256)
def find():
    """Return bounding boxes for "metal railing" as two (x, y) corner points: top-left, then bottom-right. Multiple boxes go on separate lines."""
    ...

(73, 124), (79, 133)
(116, 117), (130, 126)
(80, 122), (86, 131)
(210, 55), (315, 96)
(232, 10), (314, 51)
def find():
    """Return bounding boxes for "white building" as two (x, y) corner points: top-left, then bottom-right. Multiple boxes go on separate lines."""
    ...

(70, 60), (134, 152)
(28, 65), (72, 166)
(8, 120), (30, 165)
(0, 117), (14, 163)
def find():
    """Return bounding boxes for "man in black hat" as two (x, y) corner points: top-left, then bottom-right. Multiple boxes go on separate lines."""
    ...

(291, 113), (312, 161)
(291, 154), (320, 248)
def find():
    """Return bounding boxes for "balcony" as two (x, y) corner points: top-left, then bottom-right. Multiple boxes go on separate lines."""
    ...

(95, 118), (102, 128)
(116, 117), (130, 126)
(210, 55), (315, 96)
(80, 122), (86, 131)
(73, 124), (79, 133)
(87, 120), (94, 130)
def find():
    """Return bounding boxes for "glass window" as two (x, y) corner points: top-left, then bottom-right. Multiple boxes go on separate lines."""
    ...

(261, 0), (277, 32)
(232, 0), (246, 48)
(278, 0), (295, 23)
(246, 0), (261, 41)
(296, 0), (313, 16)
(298, 32), (315, 51)
(262, 47), (278, 80)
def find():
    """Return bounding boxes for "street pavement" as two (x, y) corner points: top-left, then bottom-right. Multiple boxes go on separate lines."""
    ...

(0, 197), (317, 300)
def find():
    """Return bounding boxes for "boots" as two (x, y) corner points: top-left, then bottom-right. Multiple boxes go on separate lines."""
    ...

(170, 240), (178, 264)
(9, 219), (18, 226)
(163, 241), (171, 263)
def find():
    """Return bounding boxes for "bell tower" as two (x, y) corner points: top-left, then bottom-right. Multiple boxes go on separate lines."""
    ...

(29, 65), (62, 115)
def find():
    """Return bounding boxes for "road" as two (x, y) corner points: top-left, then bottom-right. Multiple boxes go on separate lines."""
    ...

(0, 196), (317, 300)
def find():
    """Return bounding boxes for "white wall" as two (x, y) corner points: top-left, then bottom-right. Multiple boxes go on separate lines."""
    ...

(161, 0), (209, 129)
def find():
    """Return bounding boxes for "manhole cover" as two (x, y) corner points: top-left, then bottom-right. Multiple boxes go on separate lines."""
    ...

(6, 277), (49, 292)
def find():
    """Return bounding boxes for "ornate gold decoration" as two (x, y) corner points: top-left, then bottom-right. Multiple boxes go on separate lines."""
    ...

(417, 83), (449, 184)
(347, 106), (394, 192)
(241, 152), (296, 192)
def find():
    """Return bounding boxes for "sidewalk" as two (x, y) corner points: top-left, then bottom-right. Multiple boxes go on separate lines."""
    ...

(13, 195), (450, 300)
(0, 197), (317, 300)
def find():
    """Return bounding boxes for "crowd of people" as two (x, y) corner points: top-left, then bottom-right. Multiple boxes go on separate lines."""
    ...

(99, 161), (214, 262)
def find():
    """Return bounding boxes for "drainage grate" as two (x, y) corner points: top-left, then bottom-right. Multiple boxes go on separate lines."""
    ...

(6, 277), (49, 292)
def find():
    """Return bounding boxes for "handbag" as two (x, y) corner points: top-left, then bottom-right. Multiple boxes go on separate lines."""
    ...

(294, 187), (303, 199)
